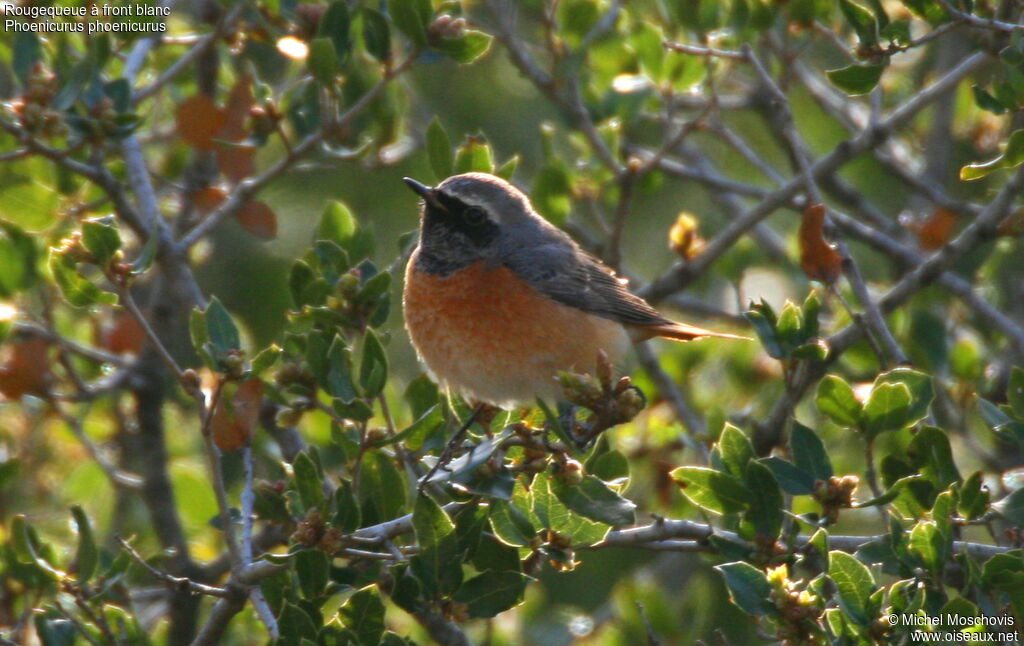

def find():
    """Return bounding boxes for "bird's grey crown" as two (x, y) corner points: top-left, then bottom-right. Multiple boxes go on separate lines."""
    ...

(435, 172), (533, 225)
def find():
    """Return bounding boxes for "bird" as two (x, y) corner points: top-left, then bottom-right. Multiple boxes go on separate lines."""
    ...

(401, 172), (745, 409)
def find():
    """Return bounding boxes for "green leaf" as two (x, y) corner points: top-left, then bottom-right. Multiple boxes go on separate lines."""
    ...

(743, 300), (784, 359)
(318, 1), (351, 60)
(324, 336), (358, 404)
(760, 457), (816, 495)
(958, 471), (990, 521)
(994, 487), (1024, 526)
(909, 520), (945, 573)
(293, 451), (324, 511)
(251, 344), (281, 375)
(790, 421), (833, 481)
(961, 129), (1024, 180)
(358, 451), (407, 525)
(454, 136), (494, 174)
(203, 297), (241, 362)
(81, 218), (122, 266)
(839, 0), (878, 46)
(279, 603), (319, 643)
(70, 505), (97, 583)
(433, 30), (493, 64)
(131, 235), (158, 275)
(426, 118), (453, 180)
(387, 0), (430, 48)
(48, 248), (118, 307)
(743, 461), (784, 539)
(489, 499), (536, 547)
(981, 552), (1024, 617)
(907, 426), (961, 490)
(829, 551), (876, 628)
(806, 528), (830, 572)
(531, 161), (572, 225)
(714, 562), (776, 616)
(670, 466), (751, 514)
(775, 301), (803, 348)
(0, 221), (38, 298)
(717, 423), (754, 479)
(379, 404), (442, 452)
(295, 549), (329, 599)
(495, 154), (519, 180)
(308, 38), (338, 86)
(318, 201), (358, 248)
(586, 447), (629, 482)
(411, 494), (462, 596)
(862, 382), (913, 436)
(361, 8), (392, 62)
(826, 64), (884, 95)
(881, 17), (911, 45)
(358, 330), (388, 398)
(973, 85), (1007, 115)
(816, 375), (862, 428)
(332, 480), (361, 532)
(34, 613), (76, 646)
(874, 367), (934, 423)
(551, 474), (636, 527)
(1009, 367), (1024, 420)
(941, 596), (982, 630)
(452, 571), (530, 618)
(338, 585), (385, 646)
(12, 32), (41, 85)
(405, 374), (439, 418)
(531, 475), (610, 546)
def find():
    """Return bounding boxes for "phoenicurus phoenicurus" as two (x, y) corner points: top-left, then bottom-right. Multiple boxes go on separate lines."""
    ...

(402, 172), (745, 409)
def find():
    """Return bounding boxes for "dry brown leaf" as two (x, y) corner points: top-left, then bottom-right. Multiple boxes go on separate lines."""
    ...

(176, 94), (227, 151)
(211, 378), (264, 451)
(914, 207), (957, 251)
(0, 336), (52, 399)
(216, 77), (257, 182)
(236, 200), (278, 239)
(101, 310), (145, 356)
(799, 204), (842, 285)
(193, 186), (228, 216)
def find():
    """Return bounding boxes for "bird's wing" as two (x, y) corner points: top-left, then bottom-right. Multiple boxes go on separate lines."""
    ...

(508, 242), (744, 341)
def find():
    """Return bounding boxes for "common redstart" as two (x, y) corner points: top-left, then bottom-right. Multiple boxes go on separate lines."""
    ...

(402, 172), (743, 408)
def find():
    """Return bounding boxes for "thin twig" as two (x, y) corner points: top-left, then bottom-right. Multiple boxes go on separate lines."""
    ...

(117, 537), (230, 598)
(53, 405), (144, 490)
(663, 41), (746, 60)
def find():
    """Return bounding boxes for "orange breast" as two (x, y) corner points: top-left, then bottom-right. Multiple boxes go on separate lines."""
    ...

(403, 252), (629, 407)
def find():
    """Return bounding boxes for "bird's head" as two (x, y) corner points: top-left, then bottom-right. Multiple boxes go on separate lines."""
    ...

(403, 172), (540, 274)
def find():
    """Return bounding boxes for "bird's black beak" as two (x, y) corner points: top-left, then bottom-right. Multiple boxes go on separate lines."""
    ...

(403, 177), (443, 210)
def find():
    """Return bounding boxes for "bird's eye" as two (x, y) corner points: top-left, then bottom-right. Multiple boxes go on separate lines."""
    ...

(463, 206), (487, 226)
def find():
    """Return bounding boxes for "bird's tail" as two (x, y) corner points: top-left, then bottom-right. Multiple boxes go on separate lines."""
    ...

(631, 321), (750, 343)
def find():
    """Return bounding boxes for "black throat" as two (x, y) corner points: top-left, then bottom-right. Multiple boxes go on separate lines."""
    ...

(415, 192), (499, 276)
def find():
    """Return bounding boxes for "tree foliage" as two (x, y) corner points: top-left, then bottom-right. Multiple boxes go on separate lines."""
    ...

(1, 0), (1024, 645)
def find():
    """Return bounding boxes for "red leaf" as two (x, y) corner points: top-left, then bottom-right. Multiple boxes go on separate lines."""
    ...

(216, 77), (257, 182)
(914, 207), (957, 251)
(194, 186), (228, 216)
(176, 94), (226, 151)
(799, 204), (843, 285)
(211, 378), (264, 451)
(0, 337), (52, 399)
(101, 310), (146, 355)
(236, 200), (278, 239)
